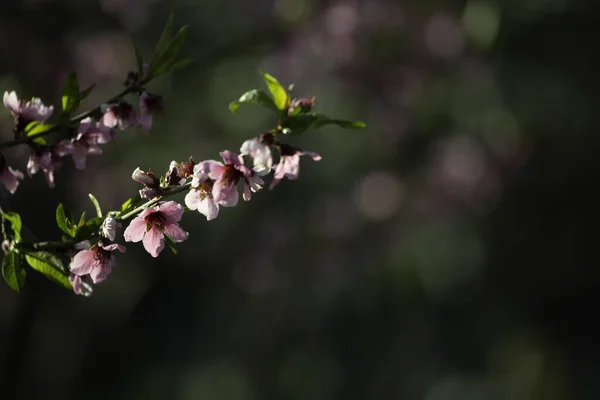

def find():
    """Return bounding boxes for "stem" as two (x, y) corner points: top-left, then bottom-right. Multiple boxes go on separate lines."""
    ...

(118, 182), (191, 221)
(0, 86), (138, 150)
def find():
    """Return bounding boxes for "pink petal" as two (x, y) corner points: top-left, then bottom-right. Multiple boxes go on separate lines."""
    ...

(207, 161), (226, 180)
(89, 259), (113, 284)
(123, 216), (148, 243)
(3, 91), (19, 113)
(198, 198), (219, 221)
(243, 183), (252, 201)
(72, 145), (88, 170)
(302, 151), (322, 161)
(102, 110), (119, 128)
(158, 201), (184, 223)
(100, 243), (126, 253)
(220, 150), (243, 166)
(69, 274), (83, 295)
(185, 189), (202, 210)
(139, 113), (152, 135)
(213, 179), (239, 207)
(69, 249), (96, 276)
(163, 222), (189, 243)
(142, 226), (164, 258)
(139, 205), (160, 219)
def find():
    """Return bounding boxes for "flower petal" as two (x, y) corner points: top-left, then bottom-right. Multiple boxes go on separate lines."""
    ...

(142, 226), (164, 258)
(185, 189), (202, 210)
(69, 249), (96, 276)
(163, 223), (189, 243)
(198, 198), (219, 221)
(123, 216), (147, 243)
(159, 201), (185, 223)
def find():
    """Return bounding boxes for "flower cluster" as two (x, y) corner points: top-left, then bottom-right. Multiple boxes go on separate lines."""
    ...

(1, 88), (162, 192)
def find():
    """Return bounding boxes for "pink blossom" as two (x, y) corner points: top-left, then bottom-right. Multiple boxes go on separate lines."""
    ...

(69, 241), (126, 284)
(69, 273), (93, 296)
(3, 91), (54, 122)
(185, 162), (219, 220)
(102, 101), (139, 130)
(68, 119), (114, 169)
(1, 165), (24, 194)
(165, 161), (187, 186)
(208, 150), (264, 206)
(123, 200), (189, 258)
(270, 144), (321, 190)
(240, 133), (274, 175)
(138, 91), (163, 134)
(27, 143), (73, 188)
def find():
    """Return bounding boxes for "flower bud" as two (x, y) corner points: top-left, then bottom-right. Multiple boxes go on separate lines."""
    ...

(139, 187), (160, 199)
(101, 216), (117, 241)
(131, 167), (159, 187)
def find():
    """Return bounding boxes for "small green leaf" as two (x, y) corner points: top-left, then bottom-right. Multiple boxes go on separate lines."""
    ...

(312, 116), (367, 129)
(261, 72), (289, 111)
(1, 211), (22, 241)
(149, 12), (175, 68)
(165, 58), (194, 75)
(75, 217), (103, 242)
(62, 73), (80, 113)
(229, 89), (278, 114)
(78, 211), (87, 229)
(79, 83), (96, 103)
(25, 252), (71, 290)
(88, 193), (103, 218)
(120, 194), (142, 214)
(56, 203), (77, 238)
(146, 25), (190, 79)
(131, 38), (145, 76)
(26, 123), (55, 138)
(2, 251), (26, 292)
(283, 113), (366, 135)
(163, 234), (178, 255)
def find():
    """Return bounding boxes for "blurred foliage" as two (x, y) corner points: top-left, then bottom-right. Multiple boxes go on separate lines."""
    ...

(1, 0), (600, 399)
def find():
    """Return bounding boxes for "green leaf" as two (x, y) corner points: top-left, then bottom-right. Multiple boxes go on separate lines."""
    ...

(26, 123), (55, 138)
(163, 234), (179, 255)
(56, 203), (77, 238)
(120, 194), (142, 214)
(75, 217), (103, 242)
(88, 193), (103, 218)
(229, 89), (278, 114)
(79, 83), (96, 103)
(165, 58), (194, 75)
(149, 12), (175, 68)
(146, 25), (190, 79)
(283, 113), (366, 135)
(312, 116), (367, 129)
(25, 252), (71, 290)
(61, 73), (80, 113)
(261, 72), (289, 111)
(131, 38), (145, 76)
(78, 211), (87, 229)
(2, 251), (26, 292)
(1, 211), (22, 241)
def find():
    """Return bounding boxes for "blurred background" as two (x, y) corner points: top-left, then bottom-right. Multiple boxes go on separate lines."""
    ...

(1, 0), (599, 399)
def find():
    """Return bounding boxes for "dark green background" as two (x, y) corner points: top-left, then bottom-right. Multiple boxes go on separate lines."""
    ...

(1, 0), (599, 399)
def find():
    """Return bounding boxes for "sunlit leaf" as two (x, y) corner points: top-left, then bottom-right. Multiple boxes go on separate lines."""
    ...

(1, 211), (22, 241)
(62, 73), (80, 113)
(88, 193), (103, 218)
(229, 89), (278, 114)
(25, 251), (71, 290)
(163, 234), (179, 255)
(56, 203), (76, 238)
(261, 72), (289, 111)
(1, 251), (26, 292)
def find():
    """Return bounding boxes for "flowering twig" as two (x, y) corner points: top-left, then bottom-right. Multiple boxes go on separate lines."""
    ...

(0, 16), (366, 297)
